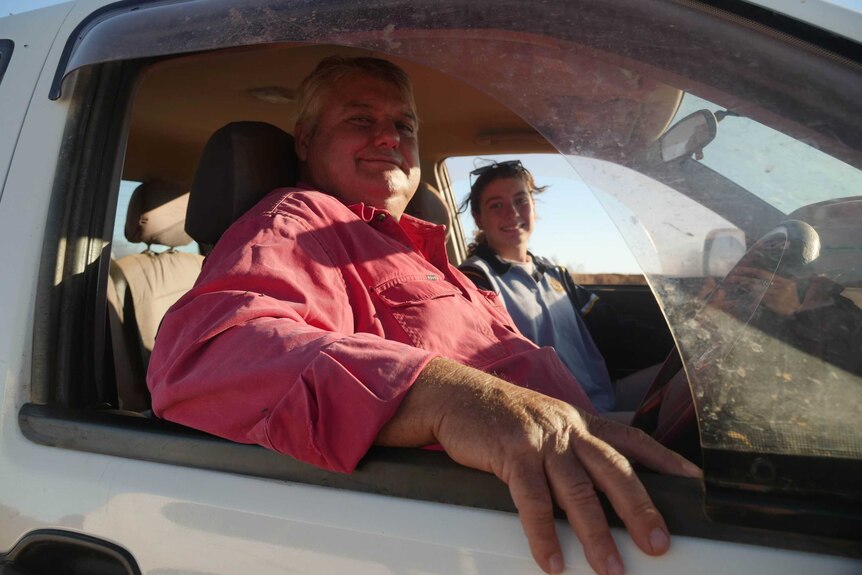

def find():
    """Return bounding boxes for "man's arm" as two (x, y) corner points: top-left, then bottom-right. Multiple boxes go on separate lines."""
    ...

(147, 194), (439, 473)
(378, 357), (702, 575)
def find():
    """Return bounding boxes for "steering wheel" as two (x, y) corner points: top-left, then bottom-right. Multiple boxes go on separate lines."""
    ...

(630, 220), (821, 459)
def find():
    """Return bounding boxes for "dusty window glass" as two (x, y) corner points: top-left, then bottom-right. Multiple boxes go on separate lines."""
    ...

(670, 93), (862, 215)
(552, 82), (862, 462)
(376, 29), (862, 462)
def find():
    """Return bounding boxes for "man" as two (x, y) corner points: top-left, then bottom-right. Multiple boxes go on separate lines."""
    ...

(148, 57), (700, 575)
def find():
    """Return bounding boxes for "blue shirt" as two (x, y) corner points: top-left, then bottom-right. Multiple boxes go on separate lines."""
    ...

(461, 251), (616, 412)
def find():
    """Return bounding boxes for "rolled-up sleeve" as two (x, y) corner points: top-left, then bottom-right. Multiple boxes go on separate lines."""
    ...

(147, 191), (437, 473)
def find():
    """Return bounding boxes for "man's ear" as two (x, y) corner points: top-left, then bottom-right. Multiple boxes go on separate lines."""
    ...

(294, 122), (310, 162)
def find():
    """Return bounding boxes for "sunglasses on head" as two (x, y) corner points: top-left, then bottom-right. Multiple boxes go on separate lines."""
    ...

(469, 160), (525, 187)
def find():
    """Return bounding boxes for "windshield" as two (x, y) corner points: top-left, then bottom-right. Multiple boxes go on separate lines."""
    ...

(672, 93), (862, 215)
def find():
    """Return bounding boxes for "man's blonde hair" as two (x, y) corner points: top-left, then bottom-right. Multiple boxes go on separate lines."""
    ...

(295, 56), (417, 134)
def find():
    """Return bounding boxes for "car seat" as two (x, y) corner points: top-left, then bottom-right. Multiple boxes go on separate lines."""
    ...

(788, 196), (862, 286)
(404, 181), (452, 232)
(108, 180), (204, 411)
(186, 121), (300, 245)
(185, 121), (453, 243)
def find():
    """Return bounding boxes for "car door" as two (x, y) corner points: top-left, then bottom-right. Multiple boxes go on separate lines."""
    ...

(3, 0), (860, 574)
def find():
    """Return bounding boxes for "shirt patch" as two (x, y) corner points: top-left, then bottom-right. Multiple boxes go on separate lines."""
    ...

(548, 277), (566, 293)
(426, 274), (438, 281)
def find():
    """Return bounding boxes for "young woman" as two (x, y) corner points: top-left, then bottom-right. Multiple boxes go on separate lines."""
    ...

(458, 160), (661, 413)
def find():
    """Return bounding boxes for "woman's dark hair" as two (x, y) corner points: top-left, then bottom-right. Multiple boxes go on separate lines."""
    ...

(459, 161), (547, 256)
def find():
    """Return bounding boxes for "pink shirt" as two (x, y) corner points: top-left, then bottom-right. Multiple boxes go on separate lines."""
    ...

(147, 188), (594, 473)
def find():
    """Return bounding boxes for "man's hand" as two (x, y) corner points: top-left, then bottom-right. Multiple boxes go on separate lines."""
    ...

(377, 358), (702, 575)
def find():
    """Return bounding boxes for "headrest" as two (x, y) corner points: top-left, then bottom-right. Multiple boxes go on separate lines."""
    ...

(788, 197), (862, 228)
(404, 181), (452, 230)
(125, 180), (193, 248)
(187, 121), (299, 245)
(788, 197), (862, 281)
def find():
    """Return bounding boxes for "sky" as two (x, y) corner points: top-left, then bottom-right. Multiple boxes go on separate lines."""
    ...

(446, 154), (643, 274)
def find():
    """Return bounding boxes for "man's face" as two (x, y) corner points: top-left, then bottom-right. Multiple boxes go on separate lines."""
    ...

(295, 73), (421, 219)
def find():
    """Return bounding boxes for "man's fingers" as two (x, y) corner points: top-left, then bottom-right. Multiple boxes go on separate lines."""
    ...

(572, 429), (672, 559)
(506, 461), (564, 574)
(589, 417), (703, 479)
(546, 453), (623, 575)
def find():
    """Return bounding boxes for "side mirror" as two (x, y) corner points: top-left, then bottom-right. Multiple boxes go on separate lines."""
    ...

(660, 109), (718, 162)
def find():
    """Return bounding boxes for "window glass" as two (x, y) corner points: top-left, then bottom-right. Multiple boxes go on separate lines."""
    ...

(562, 107), (862, 460)
(400, 27), (861, 463)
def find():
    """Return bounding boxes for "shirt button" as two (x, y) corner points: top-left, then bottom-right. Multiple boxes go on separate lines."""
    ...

(376, 213), (387, 222)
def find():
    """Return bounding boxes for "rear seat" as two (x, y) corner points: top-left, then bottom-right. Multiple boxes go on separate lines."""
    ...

(108, 180), (204, 411)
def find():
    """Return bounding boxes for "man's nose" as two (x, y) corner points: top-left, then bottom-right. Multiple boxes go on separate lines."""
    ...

(373, 120), (400, 148)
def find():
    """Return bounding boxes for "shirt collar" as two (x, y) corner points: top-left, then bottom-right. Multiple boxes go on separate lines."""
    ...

(472, 243), (549, 277)
(297, 180), (444, 232)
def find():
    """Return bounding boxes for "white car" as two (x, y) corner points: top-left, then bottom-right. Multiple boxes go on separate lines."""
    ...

(1, 0), (860, 573)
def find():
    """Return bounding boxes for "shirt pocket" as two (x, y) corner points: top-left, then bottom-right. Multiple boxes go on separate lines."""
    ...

(374, 274), (462, 307)
(371, 274), (465, 350)
(370, 274), (509, 365)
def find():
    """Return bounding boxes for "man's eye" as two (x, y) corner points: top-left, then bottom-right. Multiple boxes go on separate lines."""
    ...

(397, 122), (416, 135)
(488, 202), (502, 210)
(349, 116), (373, 126)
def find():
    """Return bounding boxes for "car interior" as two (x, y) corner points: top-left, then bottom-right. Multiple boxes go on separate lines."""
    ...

(109, 42), (681, 416)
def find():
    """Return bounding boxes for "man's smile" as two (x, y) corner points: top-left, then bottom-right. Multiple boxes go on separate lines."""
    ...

(358, 155), (404, 170)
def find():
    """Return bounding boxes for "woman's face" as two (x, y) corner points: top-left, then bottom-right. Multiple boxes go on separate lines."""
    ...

(475, 176), (536, 261)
